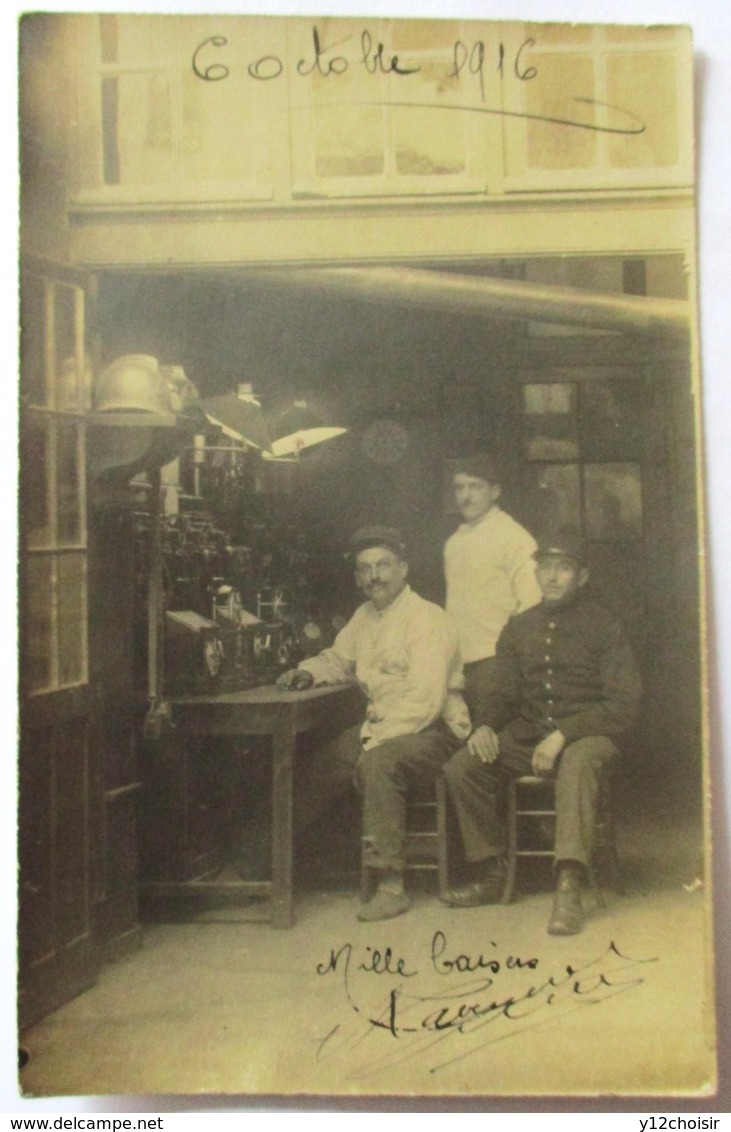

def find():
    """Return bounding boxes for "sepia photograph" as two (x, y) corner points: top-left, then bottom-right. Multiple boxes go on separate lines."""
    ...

(12, 0), (729, 1109)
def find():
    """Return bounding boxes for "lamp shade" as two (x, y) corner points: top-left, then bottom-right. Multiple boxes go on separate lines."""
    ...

(264, 399), (347, 460)
(263, 426), (347, 460)
(201, 388), (273, 452)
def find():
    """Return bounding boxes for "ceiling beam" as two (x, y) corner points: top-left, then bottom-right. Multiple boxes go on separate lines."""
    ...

(250, 265), (690, 338)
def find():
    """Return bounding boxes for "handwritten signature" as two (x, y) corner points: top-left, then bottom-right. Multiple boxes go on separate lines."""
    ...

(192, 27), (645, 138)
(313, 933), (657, 1079)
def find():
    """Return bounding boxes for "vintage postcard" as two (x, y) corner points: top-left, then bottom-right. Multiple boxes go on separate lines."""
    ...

(16, 6), (720, 1106)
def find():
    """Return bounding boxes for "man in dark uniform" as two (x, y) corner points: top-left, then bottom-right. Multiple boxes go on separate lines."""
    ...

(442, 537), (641, 934)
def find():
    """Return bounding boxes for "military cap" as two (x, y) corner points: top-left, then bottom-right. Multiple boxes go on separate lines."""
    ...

(534, 533), (587, 568)
(348, 525), (407, 559)
(451, 452), (502, 485)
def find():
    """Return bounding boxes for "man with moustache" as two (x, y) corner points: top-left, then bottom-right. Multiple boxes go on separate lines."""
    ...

(442, 536), (641, 935)
(277, 525), (470, 922)
(445, 453), (542, 723)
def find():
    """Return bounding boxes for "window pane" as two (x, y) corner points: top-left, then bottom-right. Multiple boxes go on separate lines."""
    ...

(305, 21), (387, 179)
(53, 285), (77, 400)
(313, 103), (385, 178)
(393, 62), (466, 176)
(525, 54), (597, 170)
(23, 415), (52, 550)
(101, 76), (120, 185)
(180, 69), (260, 184)
(524, 23), (594, 46)
(580, 379), (644, 459)
(584, 463), (643, 540)
(606, 53), (679, 169)
(58, 553), (86, 687)
(58, 354), (93, 414)
(115, 13), (173, 67)
(605, 27), (674, 44)
(112, 72), (177, 184)
(391, 19), (459, 50)
(57, 423), (82, 545)
(20, 275), (47, 408)
(99, 13), (119, 63)
(25, 556), (54, 693)
(523, 382), (579, 459)
(522, 463), (580, 545)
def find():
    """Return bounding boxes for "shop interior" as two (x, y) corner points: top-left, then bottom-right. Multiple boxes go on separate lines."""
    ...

(84, 251), (697, 869)
(19, 251), (710, 1095)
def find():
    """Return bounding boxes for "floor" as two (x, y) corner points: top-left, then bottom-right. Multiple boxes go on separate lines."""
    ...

(17, 797), (720, 1109)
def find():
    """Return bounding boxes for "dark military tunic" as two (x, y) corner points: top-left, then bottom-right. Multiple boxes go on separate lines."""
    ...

(444, 590), (642, 866)
(475, 591), (642, 751)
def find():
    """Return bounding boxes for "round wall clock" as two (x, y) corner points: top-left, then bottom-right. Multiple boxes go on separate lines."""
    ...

(361, 419), (409, 465)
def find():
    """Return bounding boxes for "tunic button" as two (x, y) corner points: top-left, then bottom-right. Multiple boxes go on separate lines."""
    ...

(546, 637), (552, 644)
(547, 668), (553, 675)
(545, 682), (552, 690)
(548, 622), (556, 630)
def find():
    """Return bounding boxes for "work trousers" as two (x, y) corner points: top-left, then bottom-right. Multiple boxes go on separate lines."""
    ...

(295, 722), (461, 871)
(443, 732), (617, 868)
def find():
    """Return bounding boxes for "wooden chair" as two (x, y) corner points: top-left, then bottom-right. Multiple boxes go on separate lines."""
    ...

(360, 776), (450, 901)
(502, 770), (618, 905)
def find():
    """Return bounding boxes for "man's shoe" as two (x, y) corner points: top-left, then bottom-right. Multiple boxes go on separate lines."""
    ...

(441, 861), (506, 908)
(547, 866), (584, 935)
(356, 888), (412, 922)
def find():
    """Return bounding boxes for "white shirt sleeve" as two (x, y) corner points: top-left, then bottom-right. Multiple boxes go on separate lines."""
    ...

(506, 527), (543, 613)
(297, 614), (359, 686)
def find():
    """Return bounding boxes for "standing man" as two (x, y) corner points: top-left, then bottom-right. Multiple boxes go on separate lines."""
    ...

(442, 538), (641, 935)
(277, 526), (470, 922)
(445, 453), (542, 721)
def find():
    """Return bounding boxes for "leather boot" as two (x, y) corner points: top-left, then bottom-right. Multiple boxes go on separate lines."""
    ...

(440, 857), (507, 907)
(548, 862), (584, 935)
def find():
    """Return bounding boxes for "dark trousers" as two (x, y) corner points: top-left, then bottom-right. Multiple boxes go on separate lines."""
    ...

(443, 731), (617, 868)
(295, 723), (461, 871)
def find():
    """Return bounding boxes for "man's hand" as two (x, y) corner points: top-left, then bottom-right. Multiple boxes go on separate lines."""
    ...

(531, 730), (565, 777)
(467, 725), (500, 764)
(276, 668), (314, 691)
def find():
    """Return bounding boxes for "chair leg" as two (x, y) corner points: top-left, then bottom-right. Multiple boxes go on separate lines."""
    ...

(360, 779), (452, 900)
(502, 771), (619, 911)
(360, 858), (373, 903)
(501, 776), (518, 905)
(592, 772), (620, 896)
(436, 776), (449, 900)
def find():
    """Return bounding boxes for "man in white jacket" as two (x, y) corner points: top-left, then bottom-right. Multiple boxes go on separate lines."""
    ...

(277, 525), (470, 922)
(445, 453), (542, 721)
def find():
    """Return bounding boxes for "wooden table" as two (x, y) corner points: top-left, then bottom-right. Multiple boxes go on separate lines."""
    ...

(143, 683), (362, 928)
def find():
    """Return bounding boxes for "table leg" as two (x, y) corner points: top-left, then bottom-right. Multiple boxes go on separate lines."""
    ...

(270, 709), (296, 928)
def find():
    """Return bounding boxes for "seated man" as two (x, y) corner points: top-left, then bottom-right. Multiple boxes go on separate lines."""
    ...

(277, 525), (470, 922)
(442, 537), (641, 935)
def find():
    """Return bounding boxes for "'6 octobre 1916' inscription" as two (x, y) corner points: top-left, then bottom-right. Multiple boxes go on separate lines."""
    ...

(192, 25), (537, 105)
(191, 26), (647, 138)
